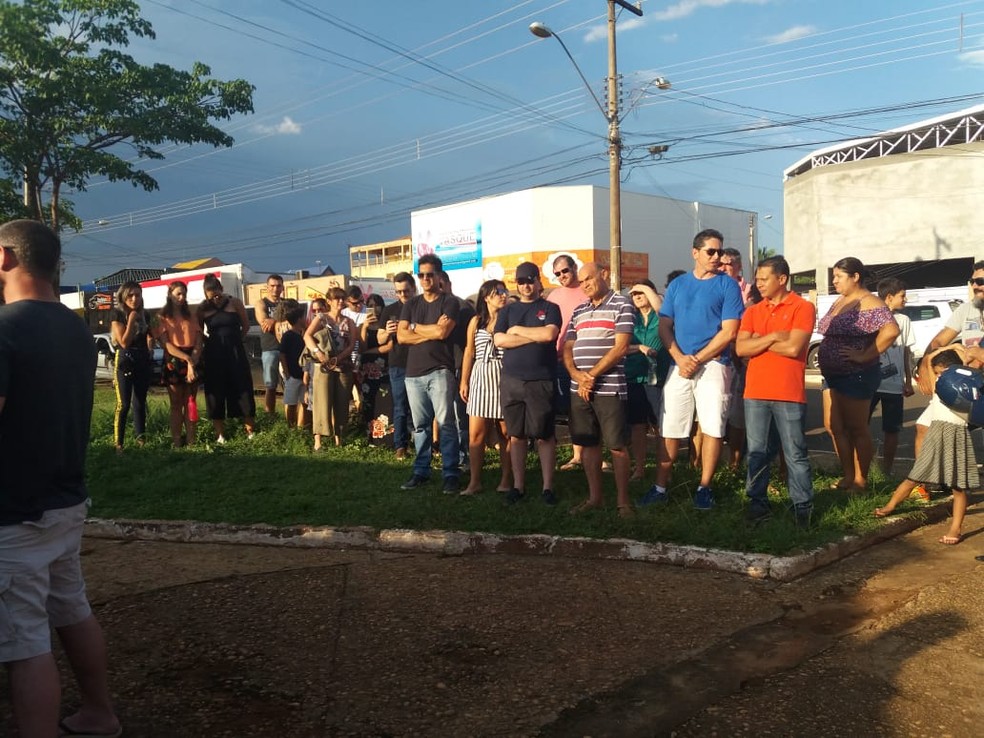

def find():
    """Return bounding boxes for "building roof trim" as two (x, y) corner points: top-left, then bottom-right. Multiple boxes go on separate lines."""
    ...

(783, 102), (984, 179)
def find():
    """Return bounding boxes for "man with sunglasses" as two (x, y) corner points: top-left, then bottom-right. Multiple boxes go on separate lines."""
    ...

(645, 229), (745, 511)
(494, 261), (562, 505)
(377, 272), (416, 459)
(546, 254), (587, 470)
(397, 254), (461, 493)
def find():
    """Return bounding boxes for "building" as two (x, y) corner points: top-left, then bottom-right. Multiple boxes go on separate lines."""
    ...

(404, 185), (756, 298)
(349, 236), (413, 280)
(784, 104), (984, 293)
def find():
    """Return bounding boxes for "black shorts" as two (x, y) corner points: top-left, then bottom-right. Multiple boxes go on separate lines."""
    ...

(870, 392), (904, 433)
(569, 393), (628, 449)
(625, 382), (657, 425)
(501, 375), (556, 440)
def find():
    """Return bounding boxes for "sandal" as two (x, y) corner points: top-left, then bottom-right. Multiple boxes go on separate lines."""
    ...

(618, 505), (635, 519)
(873, 507), (894, 518)
(939, 534), (962, 546)
(559, 460), (582, 471)
(569, 500), (603, 516)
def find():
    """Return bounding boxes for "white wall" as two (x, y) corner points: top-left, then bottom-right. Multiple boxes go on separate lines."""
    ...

(785, 145), (984, 291)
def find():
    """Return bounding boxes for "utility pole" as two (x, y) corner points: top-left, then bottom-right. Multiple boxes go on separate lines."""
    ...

(607, 0), (643, 291)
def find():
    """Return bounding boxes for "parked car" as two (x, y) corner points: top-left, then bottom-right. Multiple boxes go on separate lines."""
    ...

(93, 333), (164, 382)
(806, 300), (960, 370)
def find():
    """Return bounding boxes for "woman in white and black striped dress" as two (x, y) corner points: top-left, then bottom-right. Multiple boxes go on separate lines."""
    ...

(459, 280), (512, 495)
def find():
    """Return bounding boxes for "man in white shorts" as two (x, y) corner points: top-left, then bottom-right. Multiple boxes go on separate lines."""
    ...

(0, 220), (121, 737)
(642, 229), (745, 510)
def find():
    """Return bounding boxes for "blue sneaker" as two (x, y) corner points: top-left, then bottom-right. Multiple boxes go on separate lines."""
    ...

(400, 475), (428, 490)
(541, 489), (558, 506)
(505, 488), (525, 505)
(639, 485), (668, 506)
(693, 486), (715, 511)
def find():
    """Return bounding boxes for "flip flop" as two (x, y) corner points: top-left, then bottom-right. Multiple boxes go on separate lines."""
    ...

(559, 460), (581, 471)
(873, 507), (894, 518)
(59, 720), (123, 738)
(939, 534), (962, 546)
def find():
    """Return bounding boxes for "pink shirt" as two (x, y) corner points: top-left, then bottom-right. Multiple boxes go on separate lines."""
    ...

(547, 285), (588, 356)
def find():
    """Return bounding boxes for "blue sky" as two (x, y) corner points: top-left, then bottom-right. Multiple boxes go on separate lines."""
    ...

(60, 0), (984, 284)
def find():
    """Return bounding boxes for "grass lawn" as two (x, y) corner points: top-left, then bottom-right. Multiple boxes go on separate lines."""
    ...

(86, 388), (930, 556)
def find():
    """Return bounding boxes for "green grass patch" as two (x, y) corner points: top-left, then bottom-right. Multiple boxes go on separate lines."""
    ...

(87, 388), (930, 556)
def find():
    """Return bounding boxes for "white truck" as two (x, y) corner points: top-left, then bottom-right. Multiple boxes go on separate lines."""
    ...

(806, 286), (967, 370)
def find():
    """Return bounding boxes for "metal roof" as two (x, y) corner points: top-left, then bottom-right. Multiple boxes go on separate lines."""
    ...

(784, 102), (984, 180)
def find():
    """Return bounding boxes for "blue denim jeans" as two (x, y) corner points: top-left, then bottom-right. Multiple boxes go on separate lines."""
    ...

(405, 368), (460, 481)
(388, 367), (412, 451)
(745, 399), (813, 510)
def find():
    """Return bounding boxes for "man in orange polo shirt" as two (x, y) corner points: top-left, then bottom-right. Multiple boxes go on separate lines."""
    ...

(735, 256), (816, 527)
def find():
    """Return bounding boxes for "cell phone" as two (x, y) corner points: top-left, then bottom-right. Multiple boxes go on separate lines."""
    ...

(369, 305), (382, 320)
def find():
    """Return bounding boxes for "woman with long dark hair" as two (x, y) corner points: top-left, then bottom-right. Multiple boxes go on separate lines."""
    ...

(458, 279), (512, 495)
(110, 281), (153, 453)
(157, 280), (202, 447)
(197, 274), (256, 443)
(305, 287), (357, 450)
(817, 257), (899, 490)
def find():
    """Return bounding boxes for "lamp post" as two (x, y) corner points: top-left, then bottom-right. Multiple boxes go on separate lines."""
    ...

(531, 1), (664, 291)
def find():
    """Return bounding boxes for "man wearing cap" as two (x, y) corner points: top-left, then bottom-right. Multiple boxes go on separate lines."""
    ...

(494, 261), (562, 505)
(563, 262), (635, 516)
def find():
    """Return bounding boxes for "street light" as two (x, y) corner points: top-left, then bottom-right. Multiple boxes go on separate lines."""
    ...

(530, 1), (663, 290)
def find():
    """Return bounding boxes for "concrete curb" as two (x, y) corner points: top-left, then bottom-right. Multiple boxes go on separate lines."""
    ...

(83, 501), (953, 583)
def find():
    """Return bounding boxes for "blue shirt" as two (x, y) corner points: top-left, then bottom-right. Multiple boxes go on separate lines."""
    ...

(659, 272), (744, 364)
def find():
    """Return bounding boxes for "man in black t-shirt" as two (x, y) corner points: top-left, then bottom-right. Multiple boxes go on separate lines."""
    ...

(0, 220), (121, 737)
(377, 272), (416, 458)
(493, 261), (562, 505)
(397, 254), (461, 492)
(253, 273), (284, 414)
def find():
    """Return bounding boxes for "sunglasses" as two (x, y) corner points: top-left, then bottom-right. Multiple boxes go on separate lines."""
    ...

(515, 277), (536, 286)
(417, 271), (436, 279)
(494, 288), (509, 296)
(971, 278), (984, 286)
(702, 248), (722, 257)
(311, 308), (325, 313)
(553, 267), (571, 277)
(629, 291), (644, 297)
(395, 288), (413, 295)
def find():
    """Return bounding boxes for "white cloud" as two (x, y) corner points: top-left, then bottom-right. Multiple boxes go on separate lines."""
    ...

(661, 33), (679, 43)
(252, 116), (302, 135)
(959, 49), (984, 67)
(765, 25), (817, 44)
(583, 0), (771, 43)
(583, 16), (645, 43)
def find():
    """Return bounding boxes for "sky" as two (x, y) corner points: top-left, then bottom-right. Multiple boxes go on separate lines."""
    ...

(58, 0), (984, 285)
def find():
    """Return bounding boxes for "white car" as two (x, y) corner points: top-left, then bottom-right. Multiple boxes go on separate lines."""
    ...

(93, 333), (164, 382)
(806, 301), (960, 370)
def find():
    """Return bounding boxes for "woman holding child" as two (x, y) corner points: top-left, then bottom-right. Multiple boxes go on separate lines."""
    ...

(305, 287), (357, 450)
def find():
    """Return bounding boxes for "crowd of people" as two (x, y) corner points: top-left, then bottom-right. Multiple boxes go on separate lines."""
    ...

(104, 229), (984, 538)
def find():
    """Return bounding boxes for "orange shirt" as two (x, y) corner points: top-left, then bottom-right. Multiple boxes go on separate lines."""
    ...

(741, 291), (816, 403)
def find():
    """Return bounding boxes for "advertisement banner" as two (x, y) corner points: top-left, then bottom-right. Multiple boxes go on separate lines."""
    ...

(412, 208), (483, 271)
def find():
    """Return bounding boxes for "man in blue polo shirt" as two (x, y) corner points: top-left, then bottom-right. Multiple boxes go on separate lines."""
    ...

(563, 262), (635, 516)
(645, 229), (744, 510)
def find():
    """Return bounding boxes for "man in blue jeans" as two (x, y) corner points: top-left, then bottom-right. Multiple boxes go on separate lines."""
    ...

(377, 271), (416, 459)
(397, 254), (461, 493)
(735, 256), (816, 527)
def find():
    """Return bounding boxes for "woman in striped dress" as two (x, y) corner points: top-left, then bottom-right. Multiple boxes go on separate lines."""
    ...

(459, 280), (511, 495)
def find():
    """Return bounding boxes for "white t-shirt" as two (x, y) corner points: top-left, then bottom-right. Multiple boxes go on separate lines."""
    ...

(877, 312), (915, 394)
(945, 301), (984, 348)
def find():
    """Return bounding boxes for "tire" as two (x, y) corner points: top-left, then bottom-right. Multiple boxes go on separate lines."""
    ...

(807, 344), (820, 371)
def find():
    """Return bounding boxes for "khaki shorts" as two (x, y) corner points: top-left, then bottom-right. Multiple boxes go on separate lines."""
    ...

(0, 501), (91, 663)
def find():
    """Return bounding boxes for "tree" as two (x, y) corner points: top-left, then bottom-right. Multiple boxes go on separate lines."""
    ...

(757, 246), (778, 263)
(0, 0), (255, 231)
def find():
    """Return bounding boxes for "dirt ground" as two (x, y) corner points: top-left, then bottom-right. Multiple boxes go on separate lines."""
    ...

(2, 508), (982, 737)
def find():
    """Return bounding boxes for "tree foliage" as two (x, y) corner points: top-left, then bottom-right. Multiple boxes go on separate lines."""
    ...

(0, 0), (255, 231)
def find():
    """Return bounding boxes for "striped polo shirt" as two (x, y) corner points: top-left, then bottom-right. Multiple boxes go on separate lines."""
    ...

(566, 290), (635, 396)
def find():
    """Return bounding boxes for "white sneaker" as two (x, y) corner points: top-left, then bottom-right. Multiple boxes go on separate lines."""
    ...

(216, 435), (226, 445)
(247, 431), (255, 441)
